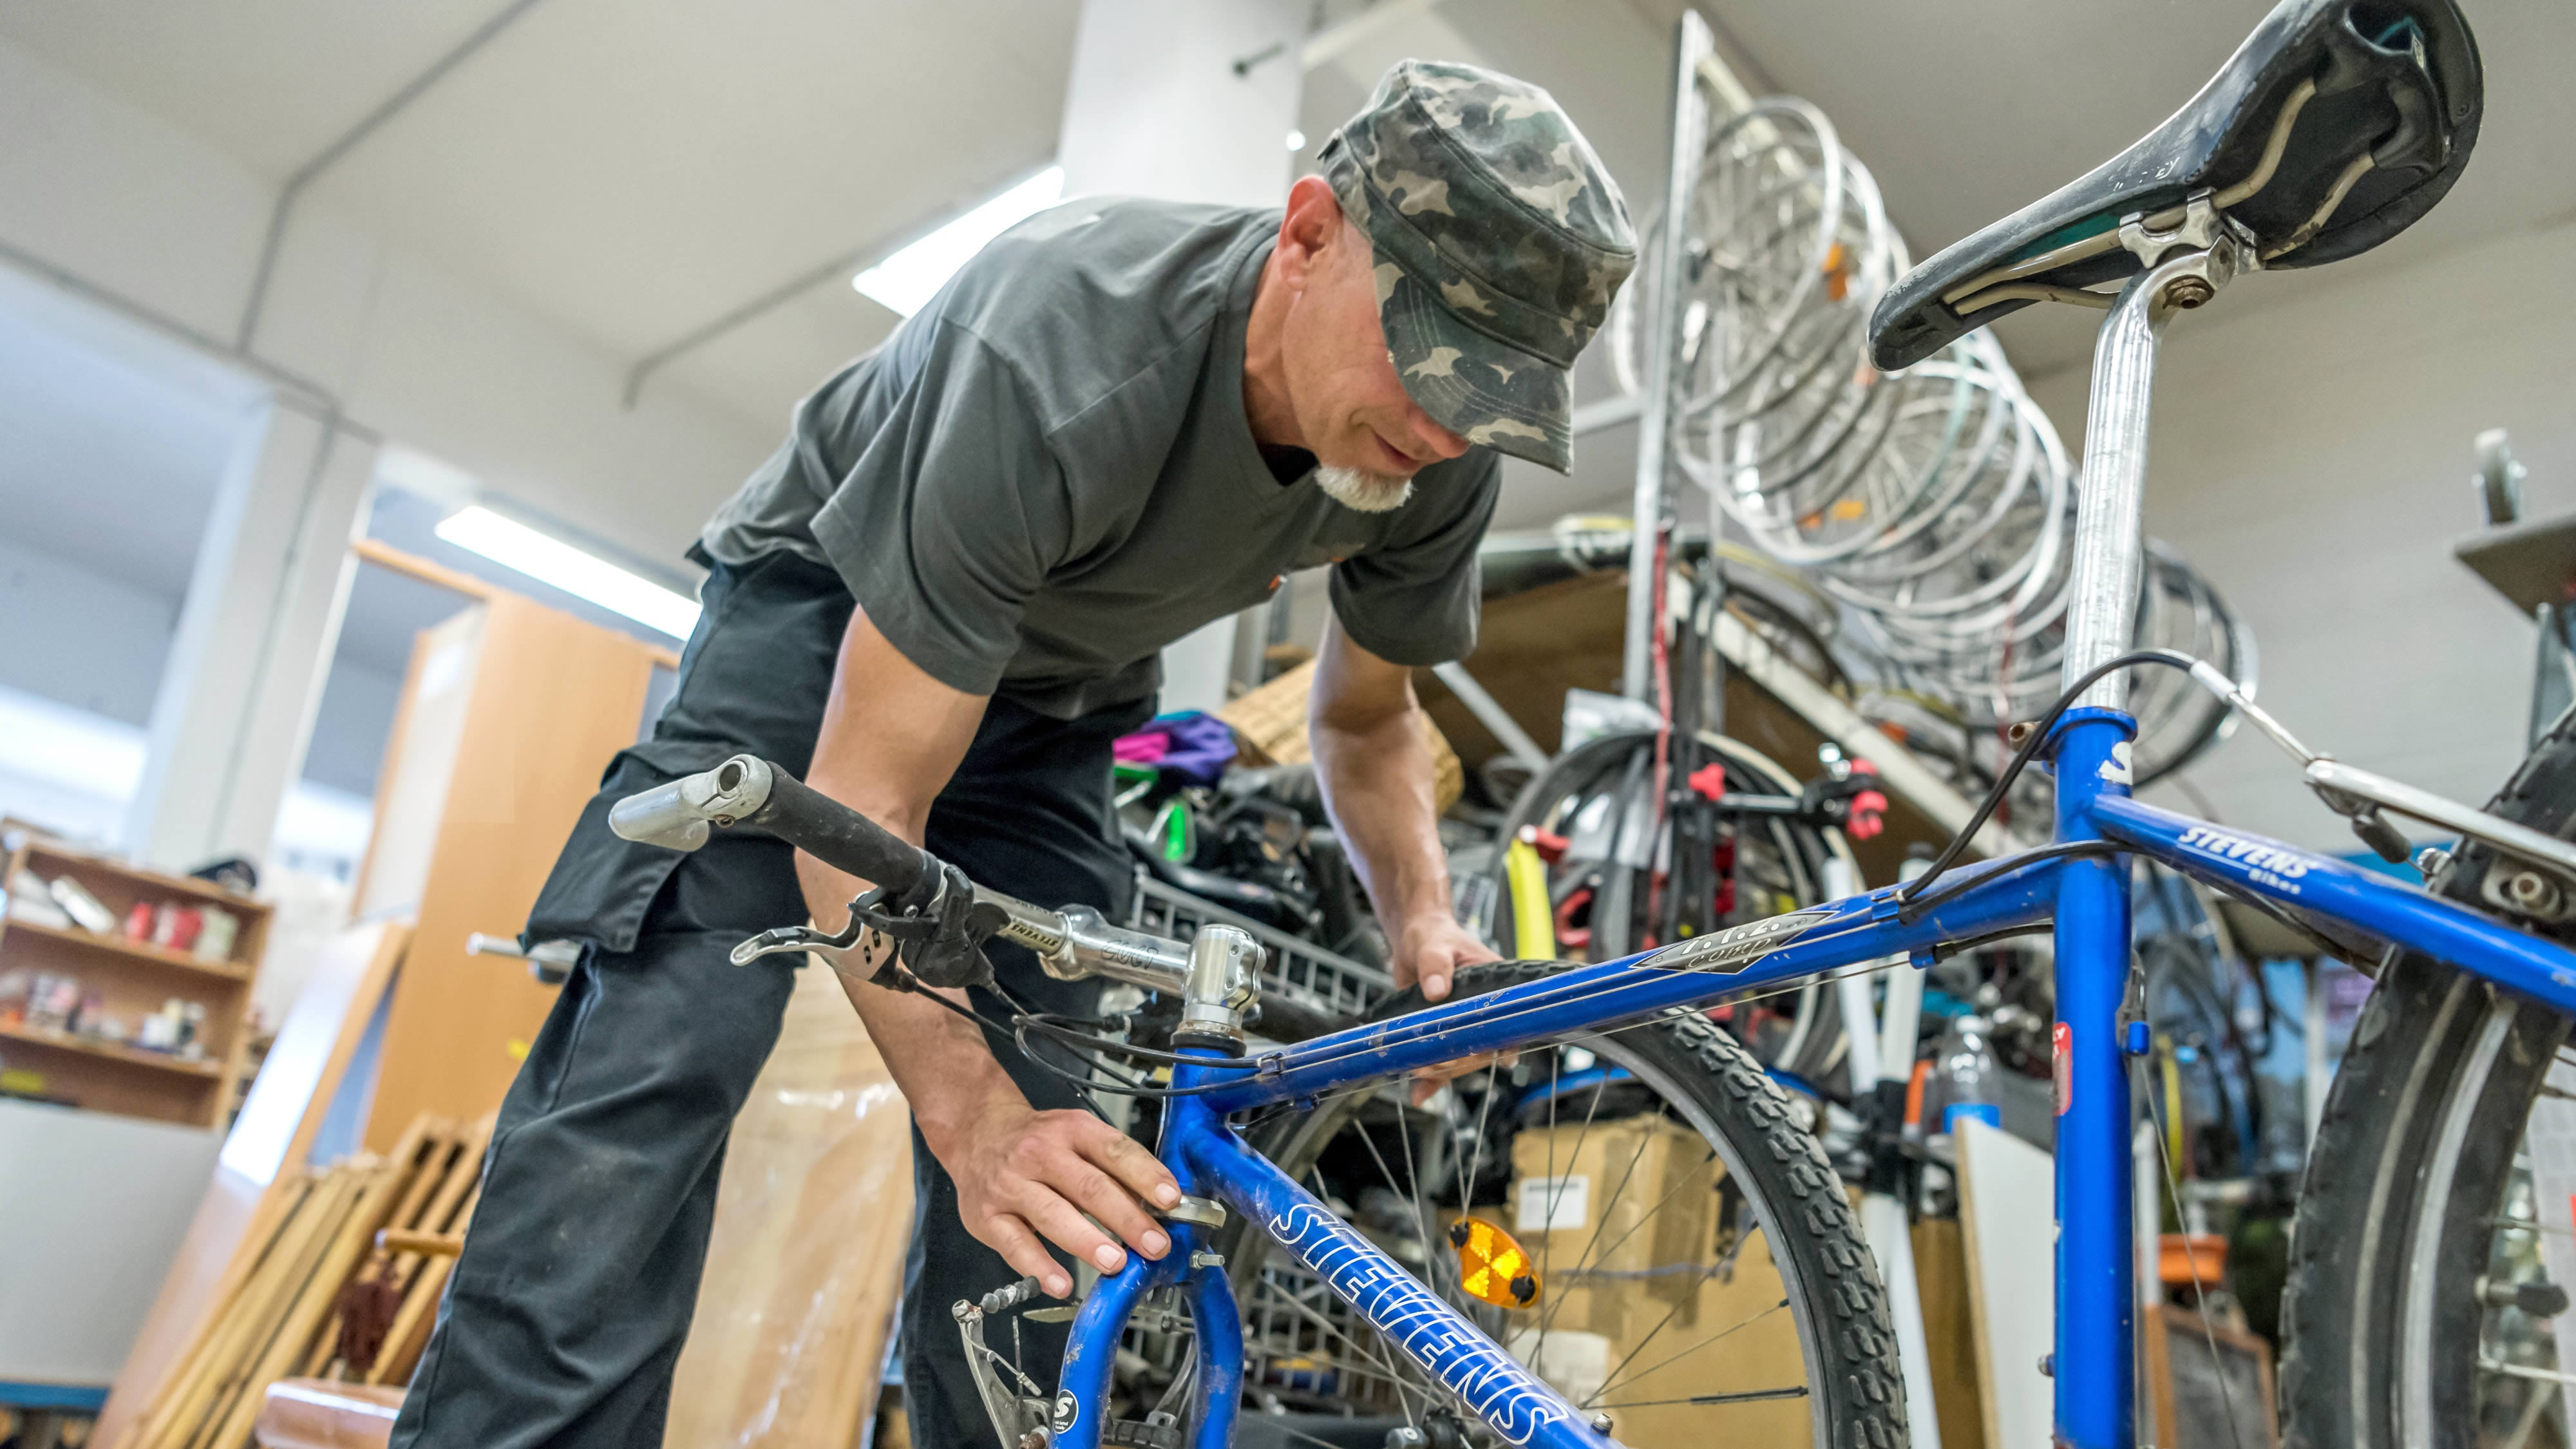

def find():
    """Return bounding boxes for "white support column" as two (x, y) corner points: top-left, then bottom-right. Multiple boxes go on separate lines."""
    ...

(1057, 0), (1304, 714)
(124, 396), (375, 871)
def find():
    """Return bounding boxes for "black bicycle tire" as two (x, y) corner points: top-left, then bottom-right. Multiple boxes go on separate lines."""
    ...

(2280, 710), (2576, 1447)
(1231, 960), (1908, 1448)
(1491, 731), (1850, 1083)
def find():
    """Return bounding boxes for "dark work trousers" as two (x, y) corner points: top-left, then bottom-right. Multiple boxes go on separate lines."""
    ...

(388, 549), (1148, 1449)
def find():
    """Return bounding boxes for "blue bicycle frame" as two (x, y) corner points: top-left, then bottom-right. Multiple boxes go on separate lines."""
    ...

(1043, 256), (2576, 1449)
(1041, 710), (2576, 1449)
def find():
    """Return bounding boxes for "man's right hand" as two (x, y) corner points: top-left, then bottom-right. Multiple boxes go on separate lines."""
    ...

(798, 605), (1181, 1298)
(933, 1097), (1182, 1299)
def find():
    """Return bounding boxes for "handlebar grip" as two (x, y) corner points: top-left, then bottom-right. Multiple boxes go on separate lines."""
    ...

(743, 766), (927, 896)
(608, 755), (927, 897)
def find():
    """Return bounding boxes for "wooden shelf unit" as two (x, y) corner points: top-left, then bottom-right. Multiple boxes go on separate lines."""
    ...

(0, 841), (270, 1128)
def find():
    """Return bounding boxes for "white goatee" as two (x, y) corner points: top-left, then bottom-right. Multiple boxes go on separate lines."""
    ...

(1316, 464), (1416, 513)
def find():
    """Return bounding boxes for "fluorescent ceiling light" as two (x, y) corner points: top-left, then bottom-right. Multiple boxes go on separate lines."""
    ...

(853, 166), (1065, 317)
(434, 506), (701, 639)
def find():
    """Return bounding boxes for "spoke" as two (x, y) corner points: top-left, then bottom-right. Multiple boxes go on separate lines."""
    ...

(1269, 1421), (1393, 1449)
(1459, 1059), (1502, 1217)
(1533, 1050), (1608, 1372)
(1559, 1145), (1722, 1294)
(1594, 1298), (1790, 1399)
(1578, 1291), (1698, 1410)
(1352, 1106), (1434, 1274)
(2138, 1056), (2249, 1449)
(1592, 1385), (1812, 1410)
(1267, 1280), (1429, 1425)
(1395, 1084), (1440, 1285)
(1531, 1128), (1657, 1349)
(1709, 1193), (1761, 1283)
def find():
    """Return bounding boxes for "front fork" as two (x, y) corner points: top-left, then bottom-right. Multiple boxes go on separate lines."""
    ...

(1050, 1193), (1244, 1449)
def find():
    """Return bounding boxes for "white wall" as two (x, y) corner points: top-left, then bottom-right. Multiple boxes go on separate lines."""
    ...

(0, 537), (178, 725)
(2023, 216), (2576, 853)
(1056, 0), (1306, 712)
(0, 31), (779, 869)
(0, 31), (772, 587)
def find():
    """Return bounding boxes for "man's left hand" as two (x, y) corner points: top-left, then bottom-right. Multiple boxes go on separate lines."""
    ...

(1394, 914), (1506, 1104)
(1396, 913), (1501, 1003)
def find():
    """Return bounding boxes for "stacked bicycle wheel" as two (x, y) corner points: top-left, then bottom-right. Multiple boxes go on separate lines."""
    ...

(1607, 92), (2253, 786)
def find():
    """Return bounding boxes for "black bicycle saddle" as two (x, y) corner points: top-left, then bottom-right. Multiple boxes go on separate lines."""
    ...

(1868, 0), (2480, 372)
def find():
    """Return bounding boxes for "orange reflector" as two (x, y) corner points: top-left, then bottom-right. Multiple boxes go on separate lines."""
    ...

(1447, 1217), (1540, 1308)
(1823, 241), (1851, 301)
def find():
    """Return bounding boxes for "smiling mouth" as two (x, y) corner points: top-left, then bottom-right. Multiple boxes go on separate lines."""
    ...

(1368, 430), (1424, 473)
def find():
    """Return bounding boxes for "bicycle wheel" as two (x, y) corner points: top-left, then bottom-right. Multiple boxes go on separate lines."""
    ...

(2282, 712), (2576, 1447)
(1490, 730), (1851, 1083)
(1218, 960), (1906, 1448)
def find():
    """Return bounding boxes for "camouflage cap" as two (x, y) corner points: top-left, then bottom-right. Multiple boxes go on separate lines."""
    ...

(1319, 60), (1636, 473)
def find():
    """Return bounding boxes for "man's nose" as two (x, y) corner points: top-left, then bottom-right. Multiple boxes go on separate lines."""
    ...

(1410, 410), (1471, 460)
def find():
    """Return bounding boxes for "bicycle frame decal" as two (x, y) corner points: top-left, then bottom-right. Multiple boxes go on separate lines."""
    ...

(1266, 1200), (1573, 1443)
(1636, 904), (1838, 973)
(1165, 1098), (1614, 1449)
(1045, 729), (2576, 1449)
(2096, 793), (2576, 1017)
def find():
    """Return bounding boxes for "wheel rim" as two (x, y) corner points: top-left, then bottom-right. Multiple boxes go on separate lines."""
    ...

(1229, 1032), (1837, 1446)
(2398, 995), (2514, 1444)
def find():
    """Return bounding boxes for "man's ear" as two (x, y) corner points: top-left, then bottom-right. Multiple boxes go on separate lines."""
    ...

(1276, 175), (1344, 284)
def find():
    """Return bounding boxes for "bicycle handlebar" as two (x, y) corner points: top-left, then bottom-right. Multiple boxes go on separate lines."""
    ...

(607, 755), (928, 896)
(608, 757), (1210, 998)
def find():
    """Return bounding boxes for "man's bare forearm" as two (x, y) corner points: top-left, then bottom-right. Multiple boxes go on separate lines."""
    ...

(1310, 696), (1453, 933)
(840, 970), (1019, 1153)
(793, 811), (1023, 1162)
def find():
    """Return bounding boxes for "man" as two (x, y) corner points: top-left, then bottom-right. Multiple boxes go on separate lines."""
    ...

(392, 59), (1632, 1449)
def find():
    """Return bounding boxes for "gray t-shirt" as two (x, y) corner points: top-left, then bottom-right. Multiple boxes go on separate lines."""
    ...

(698, 198), (1500, 719)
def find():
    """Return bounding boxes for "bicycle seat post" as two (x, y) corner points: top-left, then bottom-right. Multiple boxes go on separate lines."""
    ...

(2063, 204), (2254, 711)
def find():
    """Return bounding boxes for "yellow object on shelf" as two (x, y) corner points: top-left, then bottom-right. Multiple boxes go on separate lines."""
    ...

(1504, 837), (1556, 960)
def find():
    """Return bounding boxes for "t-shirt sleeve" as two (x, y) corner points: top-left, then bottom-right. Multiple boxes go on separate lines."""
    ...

(1327, 451), (1500, 667)
(807, 324), (1068, 696)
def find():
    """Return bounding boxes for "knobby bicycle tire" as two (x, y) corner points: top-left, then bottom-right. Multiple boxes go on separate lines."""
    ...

(2281, 707), (2576, 1447)
(1224, 960), (1907, 1448)
(1490, 731), (1852, 1084)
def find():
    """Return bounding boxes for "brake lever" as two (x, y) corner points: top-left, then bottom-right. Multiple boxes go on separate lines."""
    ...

(729, 918), (866, 966)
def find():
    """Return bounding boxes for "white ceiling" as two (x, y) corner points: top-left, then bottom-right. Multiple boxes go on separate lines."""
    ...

(0, 0), (2564, 482)
(0, 0), (1079, 424)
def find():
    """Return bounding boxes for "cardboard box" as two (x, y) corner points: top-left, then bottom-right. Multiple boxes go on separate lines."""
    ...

(1499, 1113), (1816, 1447)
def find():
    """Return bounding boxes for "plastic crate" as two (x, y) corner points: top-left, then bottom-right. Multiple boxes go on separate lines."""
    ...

(1124, 871), (1394, 1026)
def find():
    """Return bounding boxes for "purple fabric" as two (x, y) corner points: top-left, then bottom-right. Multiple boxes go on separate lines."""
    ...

(1114, 712), (1238, 786)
